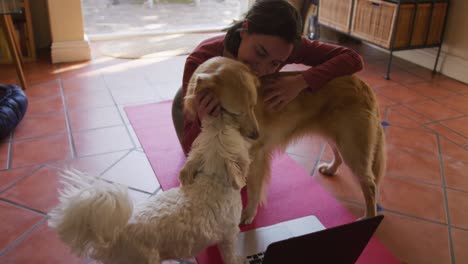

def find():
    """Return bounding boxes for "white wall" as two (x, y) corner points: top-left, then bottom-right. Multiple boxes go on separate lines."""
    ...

(47, 0), (91, 63)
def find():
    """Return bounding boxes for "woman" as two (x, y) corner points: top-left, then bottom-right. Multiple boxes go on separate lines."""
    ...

(172, 0), (363, 155)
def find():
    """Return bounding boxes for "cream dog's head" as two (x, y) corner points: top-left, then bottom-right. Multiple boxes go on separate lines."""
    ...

(184, 56), (260, 140)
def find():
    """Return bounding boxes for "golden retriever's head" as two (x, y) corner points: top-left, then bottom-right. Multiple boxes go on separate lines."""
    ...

(184, 57), (260, 140)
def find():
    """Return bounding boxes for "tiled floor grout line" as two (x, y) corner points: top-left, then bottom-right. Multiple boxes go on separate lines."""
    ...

(76, 148), (136, 161)
(392, 85), (445, 116)
(0, 197), (47, 216)
(452, 225), (468, 233)
(384, 174), (446, 189)
(387, 124), (429, 132)
(153, 186), (163, 196)
(71, 124), (130, 134)
(19, 109), (69, 118)
(446, 186), (468, 195)
(335, 197), (365, 209)
(100, 177), (154, 195)
(6, 133), (12, 170)
(384, 103), (467, 147)
(422, 124), (467, 149)
(135, 148), (146, 154)
(381, 208), (448, 227)
(58, 77), (77, 160)
(400, 84), (462, 100)
(422, 121), (468, 142)
(142, 71), (162, 102)
(9, 131), (69, 143)
(436, 134), (456, 264)
(291, 151), (459, 194)
(102, 73), (141, 149)
(66, 104), (124, 112)
(124, 123), (140, 149)
(0, 216), (48, 258)
(7, 149), (131, 172)
(0, 165), (44, 195)
(381, 103), (389, 119)
(22, 77), (58, 87)
(422, 114), (468, 125)
(397, 103), (461, 125)
(380, 102), (430, 123)
(423, 114), (468, 125)
(98, 149), (133, 177)
(41, 152), (156, 195)
(291, 146), (453, 192)
(382, 105), (390, 131)
(336, 197), (451, 227)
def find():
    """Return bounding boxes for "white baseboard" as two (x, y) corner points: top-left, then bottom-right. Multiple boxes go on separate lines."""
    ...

(395, 49), (468, 84)
(365, 43), (468, 84)
(395, 49), (445, 72)
(51, 39), (91, 63)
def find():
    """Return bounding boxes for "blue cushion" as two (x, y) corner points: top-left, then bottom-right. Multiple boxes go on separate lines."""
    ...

(0, 84), (28, 139)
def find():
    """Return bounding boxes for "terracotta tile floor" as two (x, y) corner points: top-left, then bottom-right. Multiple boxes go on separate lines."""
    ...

(1, 41), (467, 264)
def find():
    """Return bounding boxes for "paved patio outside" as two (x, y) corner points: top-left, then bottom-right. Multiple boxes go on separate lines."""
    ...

(82, 0), (245, 36)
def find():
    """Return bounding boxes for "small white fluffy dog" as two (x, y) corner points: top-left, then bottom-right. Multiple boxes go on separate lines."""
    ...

(48, 58), (261, 264)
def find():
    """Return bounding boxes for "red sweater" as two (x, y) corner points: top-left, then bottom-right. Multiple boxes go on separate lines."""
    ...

(181, 34), (363, 155)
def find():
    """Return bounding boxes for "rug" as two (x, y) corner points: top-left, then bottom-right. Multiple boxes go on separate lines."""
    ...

(124, 101), (399, 264)
(97, 32), (223, 59)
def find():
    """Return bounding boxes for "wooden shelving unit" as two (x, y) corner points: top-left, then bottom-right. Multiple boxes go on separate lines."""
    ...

(317, 0), (450, 79)
(0, 0), (35, 64)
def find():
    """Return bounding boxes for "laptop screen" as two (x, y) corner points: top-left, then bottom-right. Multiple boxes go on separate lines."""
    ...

(261, 215), (384, 264)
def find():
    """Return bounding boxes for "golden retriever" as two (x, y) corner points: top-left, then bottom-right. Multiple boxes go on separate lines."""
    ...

(184, 57), (385, 224)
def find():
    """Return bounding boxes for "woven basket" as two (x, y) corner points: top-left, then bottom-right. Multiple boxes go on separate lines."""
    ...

(351, 0), (448, 49)
(426, 2), (447, 45)
(351, 0), (403, 48)
(318, 0), (353, 33)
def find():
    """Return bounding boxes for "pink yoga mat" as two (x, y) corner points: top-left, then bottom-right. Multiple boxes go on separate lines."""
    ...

(125, 101), (400, 264)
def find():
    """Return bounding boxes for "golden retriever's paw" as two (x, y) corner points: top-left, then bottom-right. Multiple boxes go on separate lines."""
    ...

(240, 207), (257, 225)
(318, 163), (338, 176)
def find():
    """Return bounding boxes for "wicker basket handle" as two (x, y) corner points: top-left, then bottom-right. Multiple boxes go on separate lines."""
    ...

(367, 0), (382, 7)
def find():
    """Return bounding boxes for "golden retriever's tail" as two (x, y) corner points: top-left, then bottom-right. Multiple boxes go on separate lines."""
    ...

(48, 169), (133, 257)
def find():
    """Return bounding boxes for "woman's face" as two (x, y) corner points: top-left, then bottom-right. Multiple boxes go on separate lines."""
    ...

(237, 31), (294, 77)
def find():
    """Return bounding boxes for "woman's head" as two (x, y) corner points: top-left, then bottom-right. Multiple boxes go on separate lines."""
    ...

(224, 0), (302, 76)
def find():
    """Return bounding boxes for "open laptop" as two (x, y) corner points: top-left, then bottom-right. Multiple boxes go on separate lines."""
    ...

(236, 215), (384, 264)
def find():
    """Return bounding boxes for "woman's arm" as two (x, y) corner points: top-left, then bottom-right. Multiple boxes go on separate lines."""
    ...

(181, 58), (221, 155)
(263, 38), (364, 111)
(291, 38), (364, 90)
(181, 58), (202, 155)
(179, 35), (226, 154)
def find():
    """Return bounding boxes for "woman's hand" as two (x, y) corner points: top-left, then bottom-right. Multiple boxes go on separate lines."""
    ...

(196, 88), (221, 121)
(262, 73), (308, 111)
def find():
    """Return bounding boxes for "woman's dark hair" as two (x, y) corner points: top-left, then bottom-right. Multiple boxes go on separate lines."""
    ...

(224, 0), (303, 57)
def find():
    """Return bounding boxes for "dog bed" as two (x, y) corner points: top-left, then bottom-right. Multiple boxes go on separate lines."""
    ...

(0, 84), (28, 139)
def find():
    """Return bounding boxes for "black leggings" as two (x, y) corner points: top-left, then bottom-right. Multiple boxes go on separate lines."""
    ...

(171, 87), (184, 148)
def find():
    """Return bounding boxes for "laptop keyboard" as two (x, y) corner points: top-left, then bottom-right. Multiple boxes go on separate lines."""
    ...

(246, 252), (265, 264)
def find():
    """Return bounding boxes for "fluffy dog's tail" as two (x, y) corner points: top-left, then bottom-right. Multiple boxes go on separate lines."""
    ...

(48, 169), (133, 257)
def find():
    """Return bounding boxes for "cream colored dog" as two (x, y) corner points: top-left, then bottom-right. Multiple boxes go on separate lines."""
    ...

(185, 57), (386, 225)
(48, 58), (260, 264)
